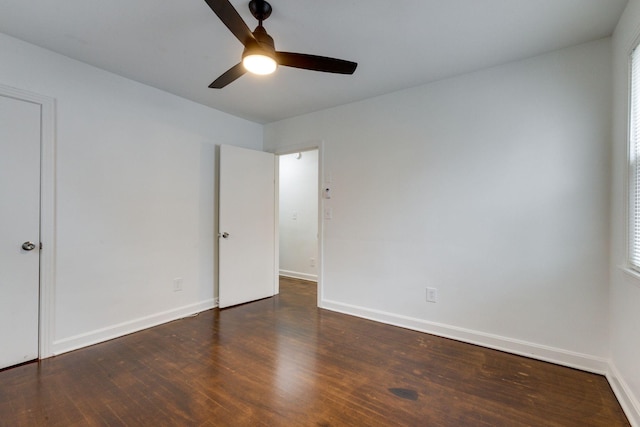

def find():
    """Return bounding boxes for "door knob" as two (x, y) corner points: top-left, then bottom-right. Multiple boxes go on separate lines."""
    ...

(219, 232), (229, 239)
(22, 241), (36, 251)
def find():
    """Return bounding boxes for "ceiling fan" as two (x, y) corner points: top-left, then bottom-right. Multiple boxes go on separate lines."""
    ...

(204, 0), (358, 88)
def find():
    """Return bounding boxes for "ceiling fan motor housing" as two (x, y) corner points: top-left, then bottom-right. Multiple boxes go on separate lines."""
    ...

(242, 25), (276, 60)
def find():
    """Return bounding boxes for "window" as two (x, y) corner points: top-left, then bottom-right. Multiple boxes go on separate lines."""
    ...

(629, 45), (640, 271)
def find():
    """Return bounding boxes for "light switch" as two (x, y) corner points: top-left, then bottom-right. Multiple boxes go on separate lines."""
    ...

(324, 207), (332, 220)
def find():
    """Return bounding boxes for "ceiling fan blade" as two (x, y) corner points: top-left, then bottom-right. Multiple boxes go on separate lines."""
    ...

(275, 52), (357, 74)
(204, 0), (256, 46)
(209, 63), (247, 88)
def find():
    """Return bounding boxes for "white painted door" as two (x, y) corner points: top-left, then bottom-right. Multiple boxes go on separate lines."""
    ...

(218, 145), (276, 308)
(0, 95), (41, 369)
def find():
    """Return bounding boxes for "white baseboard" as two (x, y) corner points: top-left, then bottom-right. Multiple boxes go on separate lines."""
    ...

(51, 299), (215, 356)
(321, 299), (640, 424)
(607, 363), (640, 427)
(279, 269), (318, 282)
(320, 299), (609, 374)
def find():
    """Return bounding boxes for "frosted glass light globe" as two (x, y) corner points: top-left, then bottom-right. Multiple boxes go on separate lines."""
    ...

(243, 54), (277, 75)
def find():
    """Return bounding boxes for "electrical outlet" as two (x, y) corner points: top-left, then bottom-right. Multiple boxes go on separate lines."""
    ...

(173, 277), (183, 292)
(310, 258), (316, 267)
(426, 287), (438, 303)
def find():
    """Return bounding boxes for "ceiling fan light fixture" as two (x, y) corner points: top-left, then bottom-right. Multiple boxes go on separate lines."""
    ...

(206, 0), (357, 88)
(242, 53), (277, 75)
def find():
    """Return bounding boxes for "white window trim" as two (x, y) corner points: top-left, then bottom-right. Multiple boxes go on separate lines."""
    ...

(626, 39), (640, 285)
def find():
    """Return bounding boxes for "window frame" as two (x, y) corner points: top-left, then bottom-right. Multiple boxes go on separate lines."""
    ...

(628, 42), (640, 273)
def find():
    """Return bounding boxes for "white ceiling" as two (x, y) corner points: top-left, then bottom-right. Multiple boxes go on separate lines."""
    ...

(0, 0), (629, 123)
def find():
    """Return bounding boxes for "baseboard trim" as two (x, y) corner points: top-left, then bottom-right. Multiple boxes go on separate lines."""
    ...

(279, 269), (318, 282)
(320, 299), (609, 374)
(51, 299), (215, 356)
(607, 363), (640, 427)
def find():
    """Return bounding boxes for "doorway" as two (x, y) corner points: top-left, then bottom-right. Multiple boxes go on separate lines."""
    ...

(277, 149), (319, 285)
(217, 144), (322, 308)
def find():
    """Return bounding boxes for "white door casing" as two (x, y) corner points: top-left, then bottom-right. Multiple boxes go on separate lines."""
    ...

(0, 94), (41, 368)
(218, 144), (276, 308)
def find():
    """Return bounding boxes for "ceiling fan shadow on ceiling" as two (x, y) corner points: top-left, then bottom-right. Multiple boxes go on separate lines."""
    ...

(204, 0), (358, 88)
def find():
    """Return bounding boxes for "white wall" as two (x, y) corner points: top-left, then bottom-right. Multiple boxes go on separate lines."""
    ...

(279, 150), (318, 281)
(610, 0), (640, 423)
(0, 33), (263, 355)
(266, 39), (612, 371)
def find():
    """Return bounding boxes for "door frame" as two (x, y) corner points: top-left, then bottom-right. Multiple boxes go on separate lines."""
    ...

(0, 84), (56, 359)
(272, 141), (324, 307)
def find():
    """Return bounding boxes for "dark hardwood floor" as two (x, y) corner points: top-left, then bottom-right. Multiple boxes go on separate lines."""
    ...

(0, 277), (629, 426)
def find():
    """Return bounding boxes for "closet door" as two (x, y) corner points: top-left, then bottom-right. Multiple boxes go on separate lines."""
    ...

(0, 94), (41, 369)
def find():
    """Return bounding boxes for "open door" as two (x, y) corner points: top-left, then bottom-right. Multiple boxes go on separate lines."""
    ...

(218, 144), (276, 308)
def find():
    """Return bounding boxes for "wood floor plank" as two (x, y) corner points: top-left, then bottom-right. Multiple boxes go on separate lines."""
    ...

(0, 276), (630, 426)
